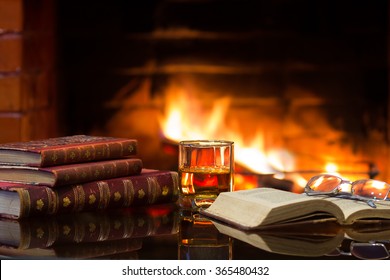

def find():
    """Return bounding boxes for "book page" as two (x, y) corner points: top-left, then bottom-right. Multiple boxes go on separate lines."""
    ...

(327, 197), (390, 224)
(0, 190), (20, 217)
(201, 188), (345, 229)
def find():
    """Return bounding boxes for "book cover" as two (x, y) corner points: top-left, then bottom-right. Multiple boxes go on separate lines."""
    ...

(0, 135), (138, 167)
(0, 169), (179, 219)
(0, 157), (143, 187)
(0, 204), (179, 250)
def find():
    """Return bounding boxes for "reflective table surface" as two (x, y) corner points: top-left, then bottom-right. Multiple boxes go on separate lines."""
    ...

(1, 203), (389, 260)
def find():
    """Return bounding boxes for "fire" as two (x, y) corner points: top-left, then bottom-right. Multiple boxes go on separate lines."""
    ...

(325, 163), (338, 174)
(158, 86), (372, 191)
(158, 87), (301, 190)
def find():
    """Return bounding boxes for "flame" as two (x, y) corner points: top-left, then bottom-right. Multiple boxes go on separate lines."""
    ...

(325, 163), (338, 174)
(158, 86), (372, 192)
(158, 87), (295, 179)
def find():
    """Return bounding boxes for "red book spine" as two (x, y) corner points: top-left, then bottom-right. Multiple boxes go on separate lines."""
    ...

(0, 135), (138, 167)
(39, 139), (138, 167)
(3, 170), (179, 219)
(48, 158), (143, 187)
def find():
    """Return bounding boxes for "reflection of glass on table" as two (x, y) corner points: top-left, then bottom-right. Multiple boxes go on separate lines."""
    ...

(178, 210), (232, 260)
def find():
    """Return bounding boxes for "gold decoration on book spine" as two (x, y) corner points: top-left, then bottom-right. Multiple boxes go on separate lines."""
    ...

(62, 197), (71, 207)
(97, 181), (110, 210)
(162, 186), (169, 196)
(17, 189), (32, 217)
(36, 199), (44, 210)
(51, 152), (58, 163)
(45, 188), (58, 215)
(122, 179), (135, 206)
(138, 189), (146, 199)
(114, 191), (121, 202)
(89, 194), (96, 205)
(127, 143), (135, 153)
(170, 172), (180, 196)
(73, 185), (86, 211)
(84, 149), (91, 159)
(146, 177), (159, 204)
(69, 151), (76, 160)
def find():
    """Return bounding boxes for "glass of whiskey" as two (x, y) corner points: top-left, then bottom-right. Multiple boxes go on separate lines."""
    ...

(178, 140), (234, 209)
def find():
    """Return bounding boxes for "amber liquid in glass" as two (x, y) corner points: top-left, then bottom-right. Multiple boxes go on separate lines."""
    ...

(179, 166), (232, 207)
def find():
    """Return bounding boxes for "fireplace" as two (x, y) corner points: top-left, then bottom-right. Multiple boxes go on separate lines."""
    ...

(54, 0), (389, 190)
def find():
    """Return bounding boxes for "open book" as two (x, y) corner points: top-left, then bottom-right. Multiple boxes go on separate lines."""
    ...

(200, 188), (390, 230)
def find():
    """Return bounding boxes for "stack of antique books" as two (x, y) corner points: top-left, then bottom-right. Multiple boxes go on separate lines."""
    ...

(0, 135), (179, 219)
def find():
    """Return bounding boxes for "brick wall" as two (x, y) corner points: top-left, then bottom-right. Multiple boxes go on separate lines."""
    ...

(0, 0), (58, 143)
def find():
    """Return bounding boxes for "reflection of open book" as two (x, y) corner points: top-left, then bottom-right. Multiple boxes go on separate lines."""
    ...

(343, 221), (390, 242)
(212, 219), (390, 258)
(212, 220), (345, 257)
(201, 188), (390, 230)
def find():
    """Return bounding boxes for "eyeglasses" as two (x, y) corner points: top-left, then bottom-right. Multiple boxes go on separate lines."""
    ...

(351, 241), (390, 260)
(305, 174), (390, 208)
(327, 239), (390, 260)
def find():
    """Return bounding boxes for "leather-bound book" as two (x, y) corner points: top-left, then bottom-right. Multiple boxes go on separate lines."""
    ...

(0, 169), (179, 219)
(0, 158), (143, 187)
(0, 135), (138, 167)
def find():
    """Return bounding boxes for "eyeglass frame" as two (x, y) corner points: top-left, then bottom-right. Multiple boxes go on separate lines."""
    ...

(304, 174), (390, 209)
(350, 240), (390, 260)
(327, 239), (390, 260)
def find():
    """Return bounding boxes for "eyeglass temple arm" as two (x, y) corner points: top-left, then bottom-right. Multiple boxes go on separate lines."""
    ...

(305, 191), (377, 208)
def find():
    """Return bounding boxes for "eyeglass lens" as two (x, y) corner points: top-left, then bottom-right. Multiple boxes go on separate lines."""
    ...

(352, 180), (390, 200)
(307, 175), (390, 200)
(351, 243), (389, 260)
(306, 175), (343, 192)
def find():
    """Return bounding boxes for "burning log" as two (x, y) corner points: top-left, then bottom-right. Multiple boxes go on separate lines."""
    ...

(235, 172), (295, 192)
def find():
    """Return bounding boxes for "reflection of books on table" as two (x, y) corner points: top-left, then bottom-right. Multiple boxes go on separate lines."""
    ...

(201, 188), (390, 230)
(0, 204), (178, 259)
(0, 238), (143, 259)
